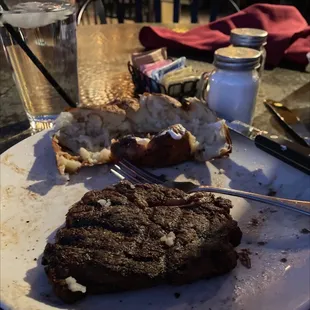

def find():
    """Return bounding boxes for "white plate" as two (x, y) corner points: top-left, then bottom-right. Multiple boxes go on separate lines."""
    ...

(1, 131), (310, 310)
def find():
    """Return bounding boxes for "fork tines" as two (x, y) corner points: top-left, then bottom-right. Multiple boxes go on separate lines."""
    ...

(111, 159), (165, 185)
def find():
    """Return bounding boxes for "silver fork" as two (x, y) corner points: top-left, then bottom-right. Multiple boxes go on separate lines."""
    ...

(111, 159), (310, 216)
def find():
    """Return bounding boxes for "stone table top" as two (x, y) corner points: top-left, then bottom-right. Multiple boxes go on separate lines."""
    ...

(1, 24), (309, 154)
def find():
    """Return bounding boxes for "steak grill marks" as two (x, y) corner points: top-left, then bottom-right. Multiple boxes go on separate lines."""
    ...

(42, 181), (242, 303)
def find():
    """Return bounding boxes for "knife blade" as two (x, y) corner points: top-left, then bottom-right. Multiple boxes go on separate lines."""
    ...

(227, 120), (310, 175)
(264, 99), (310, 147)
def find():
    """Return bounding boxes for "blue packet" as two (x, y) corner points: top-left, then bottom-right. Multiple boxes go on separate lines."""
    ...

(150, 57), (186, 82)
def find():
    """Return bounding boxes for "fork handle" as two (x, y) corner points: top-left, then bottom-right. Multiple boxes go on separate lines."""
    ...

(191, 186), (310, 216)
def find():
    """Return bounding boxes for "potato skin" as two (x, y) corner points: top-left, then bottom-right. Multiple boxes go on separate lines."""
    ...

(111, 125), (195, 167)
(52, 94), (232, 174)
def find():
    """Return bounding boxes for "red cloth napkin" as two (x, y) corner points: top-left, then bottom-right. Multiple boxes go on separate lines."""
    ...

(139, 4), (310, 68)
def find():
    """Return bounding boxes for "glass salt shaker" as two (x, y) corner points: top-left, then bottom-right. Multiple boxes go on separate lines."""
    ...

(207, 46), (261, 124)
(230, 28), (268, 76)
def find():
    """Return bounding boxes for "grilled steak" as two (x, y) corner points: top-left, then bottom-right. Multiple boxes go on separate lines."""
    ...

(42, 181), (242, 303)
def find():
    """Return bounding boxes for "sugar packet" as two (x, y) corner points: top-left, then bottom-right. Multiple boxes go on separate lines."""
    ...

(306, 52), (310, 73)
(161, 66), (194, 86)
(166, 76), (200, 97)
(151, 57), (186, 82)
(141, 59), (172, 75)
(131, 48), (167, 67)
(160, 66), (200, 97)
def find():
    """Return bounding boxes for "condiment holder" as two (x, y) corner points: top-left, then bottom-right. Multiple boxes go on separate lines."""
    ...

(128, 62), (200, 102)
(230, 28), (268, 76)
(199, 46), (262, 124)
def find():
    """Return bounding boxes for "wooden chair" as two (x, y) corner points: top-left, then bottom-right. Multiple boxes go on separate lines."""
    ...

(77, 0), (107, 25)
(209, 0), (241, 22)
(77, 0), (201, 25)
(77, 0), (151, 25)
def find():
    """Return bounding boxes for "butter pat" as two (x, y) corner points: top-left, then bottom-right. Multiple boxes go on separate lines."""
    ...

(98, 198), (111, 207)
(160, 232), (176, 246)
(158, 124), (186, 140)
(65, 277), (86, 293)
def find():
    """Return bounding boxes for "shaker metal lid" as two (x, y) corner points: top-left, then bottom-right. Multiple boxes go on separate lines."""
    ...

(214, 46), (261, 70)
(230, 28), (268, 48)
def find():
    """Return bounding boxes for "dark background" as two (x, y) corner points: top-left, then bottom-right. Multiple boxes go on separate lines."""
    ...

(199, 0), (310, 23)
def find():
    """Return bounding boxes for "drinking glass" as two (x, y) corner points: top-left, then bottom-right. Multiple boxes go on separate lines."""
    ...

(0, 0), (79, 131)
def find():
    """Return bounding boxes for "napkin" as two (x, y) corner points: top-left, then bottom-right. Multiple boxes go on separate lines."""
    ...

(139, 4), (310, 68)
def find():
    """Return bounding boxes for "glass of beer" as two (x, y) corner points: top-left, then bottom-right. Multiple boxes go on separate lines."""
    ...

(0, 0), (79, 132)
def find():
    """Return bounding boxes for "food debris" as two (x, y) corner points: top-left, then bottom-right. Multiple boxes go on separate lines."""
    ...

(174, 292), (181, 299)
(260, 207), (278, 214)
(26, 221), (30, 223)
(238, 249), (252, 269)
(98, 199), (111, 207)
(249, 218), (259, 226)
(257, 241), (268, 246)
(267, 189), (277, 196)
(300, 228), (310, 234)
(160, 232), (176, 247)
(280, 258), (287, 263)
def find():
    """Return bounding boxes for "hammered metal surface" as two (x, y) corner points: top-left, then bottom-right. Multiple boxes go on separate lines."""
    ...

(77, 24), (192, 107)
